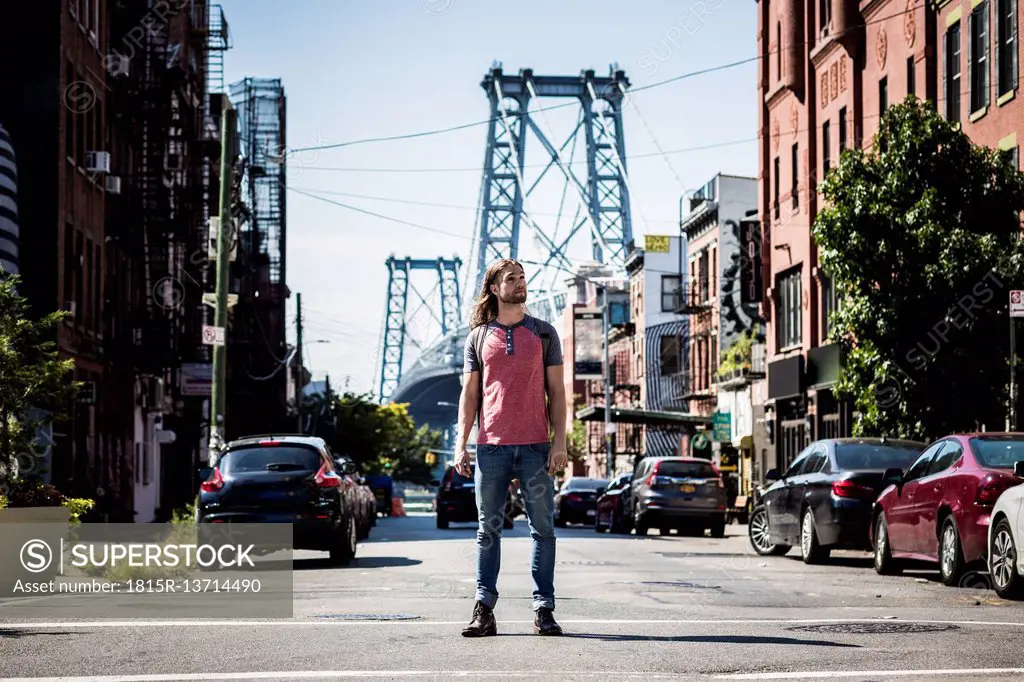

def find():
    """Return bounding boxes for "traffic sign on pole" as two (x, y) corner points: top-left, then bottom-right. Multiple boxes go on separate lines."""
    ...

(1011, 291), (1024, 317)
(202, 324), (225, 346)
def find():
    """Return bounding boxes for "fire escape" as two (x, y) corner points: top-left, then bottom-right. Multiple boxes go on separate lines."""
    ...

(673, 274), (717, 413)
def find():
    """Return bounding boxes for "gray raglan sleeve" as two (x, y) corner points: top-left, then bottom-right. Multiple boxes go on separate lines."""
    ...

(544, 322), (564, 367)
(464, 327), (480, 374)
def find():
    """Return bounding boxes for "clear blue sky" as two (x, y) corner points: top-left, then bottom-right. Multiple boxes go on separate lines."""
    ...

(217, 0), (758, 397)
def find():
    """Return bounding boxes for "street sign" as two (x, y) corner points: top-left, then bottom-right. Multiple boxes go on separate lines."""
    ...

(202, 325), (225, 346)
(1011, 291), (1024, 318)
(712, 411), (732, 442)
(644, 234), (670, 253)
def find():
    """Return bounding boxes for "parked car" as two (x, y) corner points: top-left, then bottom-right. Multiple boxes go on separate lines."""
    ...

(434, 464), (520, 529)
(749, 437), (927, 563)
(554, 476), (608, 527)
(989, 459), (1024, 600)
(630, 457), (726, 537)
(197, 434), (362, 566)
(336, 457), (376, 540)
(364, 474), (394, 516)
(872, 433), (1024, 585)
(594, 473), (633, 534)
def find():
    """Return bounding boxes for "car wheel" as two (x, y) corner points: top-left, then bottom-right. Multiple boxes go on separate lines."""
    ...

(800, 508), (829, 564)
(330, 515), (357, 566)
(710, 516), (726, 539)
(874, 513), (902, 575)
(436, 512), (449, 529)
(748, 505), (789, 556)
(939, 515), (966, 586)
(990, 517), (1024, 600)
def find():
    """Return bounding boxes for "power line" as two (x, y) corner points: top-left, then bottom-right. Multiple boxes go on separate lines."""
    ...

(284, 3), (923, 156)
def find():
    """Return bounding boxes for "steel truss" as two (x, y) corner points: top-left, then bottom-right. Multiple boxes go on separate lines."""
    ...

(470, 65), (635, 322)
(378, 256), (462, 403)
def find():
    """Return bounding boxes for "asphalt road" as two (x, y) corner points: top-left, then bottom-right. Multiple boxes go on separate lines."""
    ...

(2, 513), (1024, 681)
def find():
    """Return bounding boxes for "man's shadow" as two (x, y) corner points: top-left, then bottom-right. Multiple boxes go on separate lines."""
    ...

(503, 633), (860, 647)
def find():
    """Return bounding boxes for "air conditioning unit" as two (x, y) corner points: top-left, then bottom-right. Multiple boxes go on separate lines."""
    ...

(105, 176), (121, 194)
(86, 151), (111, 174)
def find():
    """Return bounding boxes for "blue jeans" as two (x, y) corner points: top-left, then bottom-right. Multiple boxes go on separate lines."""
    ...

(473, 442), (557, 611)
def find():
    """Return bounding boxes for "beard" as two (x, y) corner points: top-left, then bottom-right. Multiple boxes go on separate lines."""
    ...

(498, 291), (527, 304)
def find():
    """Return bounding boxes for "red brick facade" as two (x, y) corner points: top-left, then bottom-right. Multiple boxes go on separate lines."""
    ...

(757, 0), (1022, 470)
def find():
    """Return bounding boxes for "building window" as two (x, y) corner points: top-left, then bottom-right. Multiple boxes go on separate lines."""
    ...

(777, 22), (782, 82)
(776, 268), (802, 349)
(838, 107), (847, 152)
(63, 223), (74, 313)
(997, 0), (1018, 96)
(661, 275), (680, 312)
(970, 3), (990, 113)
(822, 120), (831, 175)
(821, 274), (837, 342)
(65, 60), (74, 160)
(907, 56), (916, 97)
(660, 334), (681, 375)
(879, 77), (888, 115)
(791, 143), (799, 210)
(945, 21), (962, 121)
(773, 156), (780, 219)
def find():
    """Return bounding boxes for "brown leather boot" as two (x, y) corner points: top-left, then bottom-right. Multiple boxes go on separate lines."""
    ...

(461, 600), (497, 637)
(534, 607), (562, 635)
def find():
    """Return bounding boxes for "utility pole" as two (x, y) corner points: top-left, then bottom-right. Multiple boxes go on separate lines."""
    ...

(296, 292), (304, 432)
(603, 287), (614, 479)
(208, 103), (236, 466)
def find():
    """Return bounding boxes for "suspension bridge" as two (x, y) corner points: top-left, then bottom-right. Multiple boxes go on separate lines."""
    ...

(375, 64), (640, 451)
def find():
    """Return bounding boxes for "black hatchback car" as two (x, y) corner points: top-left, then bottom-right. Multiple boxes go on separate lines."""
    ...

(554, 477), (609, 526)
(435, 464), (522, 529)
(197, 434), (363, 566)
(748, 437), (927, 564)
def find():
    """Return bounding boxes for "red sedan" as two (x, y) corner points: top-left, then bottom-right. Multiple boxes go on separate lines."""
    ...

(871, 433), (1024, 585)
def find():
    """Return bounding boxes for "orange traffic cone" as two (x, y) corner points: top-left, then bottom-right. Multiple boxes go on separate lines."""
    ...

(391, 497), (406, 517)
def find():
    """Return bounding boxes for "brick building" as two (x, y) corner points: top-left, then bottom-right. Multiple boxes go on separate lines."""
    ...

(756, 0), (1022, 473)
(0, 2), (229, 520)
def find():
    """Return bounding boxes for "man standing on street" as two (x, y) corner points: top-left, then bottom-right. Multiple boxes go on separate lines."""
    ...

(456, 258), (568, 637)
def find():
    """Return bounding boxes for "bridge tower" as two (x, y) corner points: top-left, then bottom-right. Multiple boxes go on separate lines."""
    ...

(378, 256), (462, 404)
(469, 64), (635, 320)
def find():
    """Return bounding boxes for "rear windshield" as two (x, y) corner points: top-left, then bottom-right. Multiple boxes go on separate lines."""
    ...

(220, 446), (322, 474)
(658, 461), (717, 479)
(969, 437), (1024, 469)
(566, 478), (608, 490)
(834, 444), (924, 471)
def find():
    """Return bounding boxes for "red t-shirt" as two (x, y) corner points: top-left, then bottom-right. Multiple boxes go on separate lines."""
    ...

(464, 315), (563, 446)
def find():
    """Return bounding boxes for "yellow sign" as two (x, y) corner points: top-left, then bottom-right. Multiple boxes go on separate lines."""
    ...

(644, 235), (670, 253)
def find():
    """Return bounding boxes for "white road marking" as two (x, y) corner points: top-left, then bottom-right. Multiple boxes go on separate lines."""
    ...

(0, 674), (680, 681)
(0, 617), (1022, 629)
(715, 669), (1024, 680)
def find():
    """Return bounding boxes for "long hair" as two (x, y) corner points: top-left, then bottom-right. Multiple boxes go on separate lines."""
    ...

(469, 258), (525, 328)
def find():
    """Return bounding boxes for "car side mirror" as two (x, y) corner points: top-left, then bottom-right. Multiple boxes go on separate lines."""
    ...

(883, 467), (903, 487)
(1014, 460), (1024, 478)
(765, 468), (781, 482)
(335, 459), (357, 475)
(198, 467), (213, 482)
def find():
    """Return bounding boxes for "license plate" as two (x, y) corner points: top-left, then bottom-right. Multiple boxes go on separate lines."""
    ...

(680, 485), (696, 493)
(586, 509), (596, 516)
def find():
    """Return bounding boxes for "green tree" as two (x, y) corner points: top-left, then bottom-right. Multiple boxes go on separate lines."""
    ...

(812, 97), (1024, 440)
(303, 389), (441, 485)
(0, 273), (79, 484)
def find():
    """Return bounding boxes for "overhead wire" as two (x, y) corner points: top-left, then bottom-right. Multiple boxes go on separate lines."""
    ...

(283, 2), (925, 158)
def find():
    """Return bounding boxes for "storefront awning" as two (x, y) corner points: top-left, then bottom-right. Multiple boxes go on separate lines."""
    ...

(575, 405), (713, 428)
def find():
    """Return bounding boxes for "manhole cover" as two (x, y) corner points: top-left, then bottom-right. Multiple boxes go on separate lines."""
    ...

(788, 622), (960, 635)
(314, 614), (421, 621)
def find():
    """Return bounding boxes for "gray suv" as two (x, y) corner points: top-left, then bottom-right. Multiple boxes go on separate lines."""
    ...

(630, 456), (727, 537)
